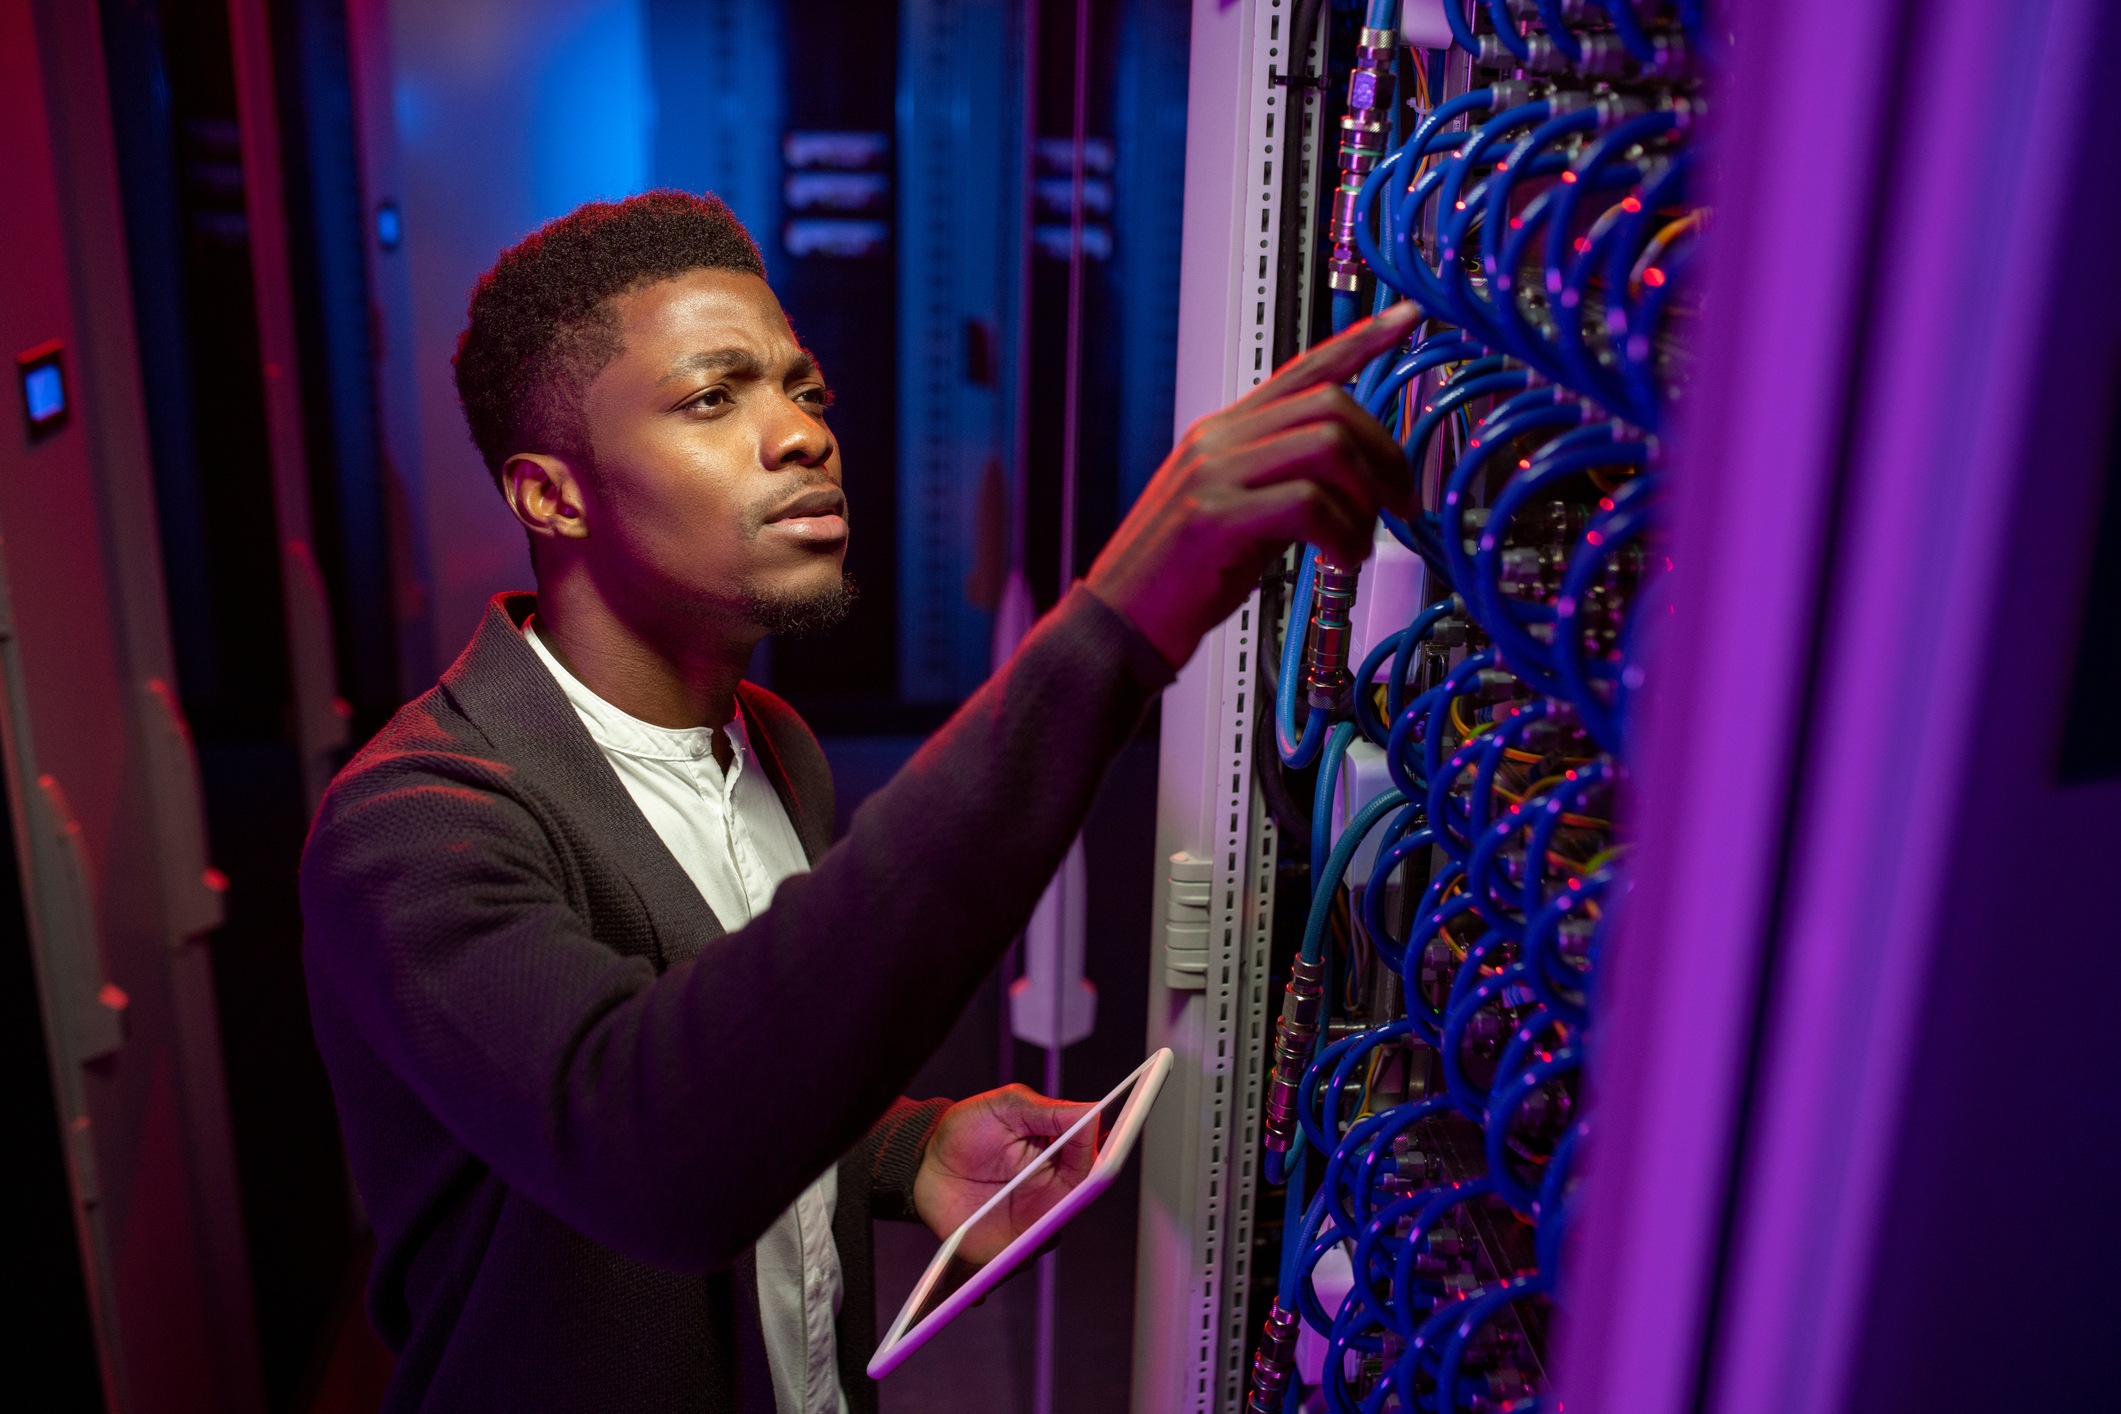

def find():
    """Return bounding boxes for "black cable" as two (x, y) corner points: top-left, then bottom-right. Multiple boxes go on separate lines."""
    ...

(1407, 510), (1458, 595)
(1255, 682), (1316, 843)
(1255, 560), (1316, 843)
(1259, 558), (1288, 694)
(1272, 0), (1330, 370)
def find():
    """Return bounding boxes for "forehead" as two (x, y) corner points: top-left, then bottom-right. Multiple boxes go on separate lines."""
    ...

(607, 268), (798, 365)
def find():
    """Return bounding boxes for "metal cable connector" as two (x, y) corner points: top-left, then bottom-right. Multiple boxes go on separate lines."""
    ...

(1326, 26), (1398, 293)
(1303, 553), (1362, 710)
(1263, 955), (1327, 1153)
(1246, 1300), (1302, 1414)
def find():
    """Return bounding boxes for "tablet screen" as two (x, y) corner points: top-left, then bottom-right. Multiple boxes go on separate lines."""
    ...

(868, 1048), (1173, 1378)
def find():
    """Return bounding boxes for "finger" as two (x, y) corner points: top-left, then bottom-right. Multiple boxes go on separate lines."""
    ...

(1225, 479), (1375, 566)
(1012, 1097), (1093, 1138)
(1251, 300), (1418, 404)
(1209, 422), (1391, 527)
(1245, 433), (1387, 531)
(1207, 383), (1397, 467)
(1231, 300), (1420, 413)
(1205, 391), (1414, 524)
(1268, 397), (1411, 508)
(1054, 1113), (1100, 1176)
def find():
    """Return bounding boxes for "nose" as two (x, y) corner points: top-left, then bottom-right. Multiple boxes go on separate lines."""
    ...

(762, 394), (834, 471)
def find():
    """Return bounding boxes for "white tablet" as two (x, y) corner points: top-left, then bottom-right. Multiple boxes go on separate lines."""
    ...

(867, 1047), (1174, 1378)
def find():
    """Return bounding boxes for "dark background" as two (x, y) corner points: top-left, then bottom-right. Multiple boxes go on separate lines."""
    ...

(59, 1), (1189, 1410)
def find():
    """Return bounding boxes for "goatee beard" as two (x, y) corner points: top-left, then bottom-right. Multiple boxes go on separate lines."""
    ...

(742, 573), (858, 637)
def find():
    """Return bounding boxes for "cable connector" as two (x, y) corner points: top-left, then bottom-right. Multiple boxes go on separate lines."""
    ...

(1657, 91), (1704, 126)
(1475, 32), (1521, 71)
(1593, 92), (1654, 127)
(1473, 668), (1523, 704)
(1392, 1134), (1440, 1187)
(1325, 26), (1398, 293)
(1636, 32), (1692, 81)
(1488, 80), (1539, 111)
(1302, 553), (1362, 710)
(1246, 1300), (1302, 1414)
(1262, 955), (1326, 1154)
(1548, 31), (1693, 81)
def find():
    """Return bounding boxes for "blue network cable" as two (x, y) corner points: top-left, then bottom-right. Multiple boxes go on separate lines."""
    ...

(1249, 5), (1702, 1408)
(1277, 546), (1328, 769)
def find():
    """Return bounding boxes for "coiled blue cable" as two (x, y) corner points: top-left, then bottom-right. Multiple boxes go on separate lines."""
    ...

(1553, 476), (1655, 752)
(1261, 16), (1702, 1405)
(1362, 335), (1479, 422)
(1434, 102), (1554, 342)
(1442, 0), (1481, 56)
(1592, 0), (1658, 62)
(1599, 149), (1694, 429)
(1475, 428), (1648, 693)
(1440, 389), (1584, 621)
(1302, 787), (1407, 968)
(1533, 0), (1585, 62)
(1482, 108), (1601, 377)
(1278, 546), (1328, 768)
(1353, 596), (1457, 747)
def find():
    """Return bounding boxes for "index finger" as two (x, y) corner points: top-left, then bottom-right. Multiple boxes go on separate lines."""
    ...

(1232, 300), (1422, 413)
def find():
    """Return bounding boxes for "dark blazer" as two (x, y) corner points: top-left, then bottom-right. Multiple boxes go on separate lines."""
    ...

(301, 586), (1172, 1413)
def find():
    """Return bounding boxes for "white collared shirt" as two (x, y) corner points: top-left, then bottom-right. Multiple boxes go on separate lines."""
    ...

(525, 622), (847, 1414)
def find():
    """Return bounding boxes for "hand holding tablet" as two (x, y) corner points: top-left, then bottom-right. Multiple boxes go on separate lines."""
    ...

(869, 1048), (1174, 1378)
(913, 1083), (1103, 1265)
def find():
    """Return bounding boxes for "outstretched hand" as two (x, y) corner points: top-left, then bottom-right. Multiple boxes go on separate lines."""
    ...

(912, 1084), (1099, 1265)
(1084, 301), (1418, 669)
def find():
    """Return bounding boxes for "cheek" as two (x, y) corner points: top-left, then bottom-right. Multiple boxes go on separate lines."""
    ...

(595, 458), (752, 570)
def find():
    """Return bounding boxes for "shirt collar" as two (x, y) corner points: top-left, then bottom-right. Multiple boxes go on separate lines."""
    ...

(522, 619), (750, 771)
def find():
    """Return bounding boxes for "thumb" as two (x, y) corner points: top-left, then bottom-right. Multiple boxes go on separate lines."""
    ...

(1006, 1093), (1100, 1173)
(1011, 1096), (1096, 1141)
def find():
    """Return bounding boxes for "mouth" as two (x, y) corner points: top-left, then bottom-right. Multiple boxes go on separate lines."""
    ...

(760, 487), (849, 544)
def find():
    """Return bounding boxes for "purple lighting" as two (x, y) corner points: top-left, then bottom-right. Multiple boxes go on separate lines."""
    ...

(1556, 1), (2121, 1411)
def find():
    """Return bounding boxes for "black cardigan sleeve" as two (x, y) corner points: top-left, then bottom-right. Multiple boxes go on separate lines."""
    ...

(300, 587), (1172, 1273)
(861, 1097), (951, 1223)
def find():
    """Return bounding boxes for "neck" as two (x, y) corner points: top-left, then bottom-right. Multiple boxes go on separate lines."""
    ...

(530, 560), (758, 731)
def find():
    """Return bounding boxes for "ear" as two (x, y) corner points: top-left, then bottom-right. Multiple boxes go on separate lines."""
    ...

(503, 452), (590, 544)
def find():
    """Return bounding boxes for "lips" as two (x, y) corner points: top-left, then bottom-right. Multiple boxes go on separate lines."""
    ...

(765, 487), (846, 523)
(761, 486), (848, 542)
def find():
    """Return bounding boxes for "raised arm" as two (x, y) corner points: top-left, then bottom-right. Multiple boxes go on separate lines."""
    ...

(301, 304), (1417, 1272)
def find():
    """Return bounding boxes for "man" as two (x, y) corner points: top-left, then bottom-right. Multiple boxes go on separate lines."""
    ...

(301, 190), (1412, 1413)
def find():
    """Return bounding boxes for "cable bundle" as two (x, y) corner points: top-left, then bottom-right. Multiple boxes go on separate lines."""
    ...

(1249, 3), (1707, 1408)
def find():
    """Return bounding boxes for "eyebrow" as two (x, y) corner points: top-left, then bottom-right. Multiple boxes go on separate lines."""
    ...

(661, 348), (823, 385)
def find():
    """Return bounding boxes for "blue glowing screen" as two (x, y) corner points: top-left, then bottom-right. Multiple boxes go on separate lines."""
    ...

(22, 361), (64, 426)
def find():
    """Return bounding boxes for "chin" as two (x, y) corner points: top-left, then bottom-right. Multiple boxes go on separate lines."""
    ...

(740, 565), (858, 637)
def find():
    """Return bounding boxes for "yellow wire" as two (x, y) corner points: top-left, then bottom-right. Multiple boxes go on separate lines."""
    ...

(1356, 1048), (1385, 1121)
(1629, 209), (1710, 297)
(1448, 694), (1495, 743)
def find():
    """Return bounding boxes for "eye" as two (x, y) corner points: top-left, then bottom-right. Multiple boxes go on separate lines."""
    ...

(688, 386), (731, 412)
(795, 385), (834, 412)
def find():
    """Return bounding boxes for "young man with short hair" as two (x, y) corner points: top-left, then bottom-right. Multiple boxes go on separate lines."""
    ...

(301, 190), (1412, 1413)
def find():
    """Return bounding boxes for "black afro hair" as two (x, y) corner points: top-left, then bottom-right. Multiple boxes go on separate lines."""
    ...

(452, 189), (766, 487)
